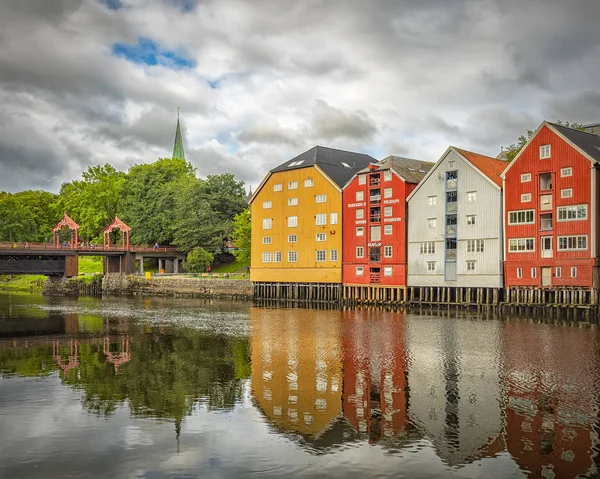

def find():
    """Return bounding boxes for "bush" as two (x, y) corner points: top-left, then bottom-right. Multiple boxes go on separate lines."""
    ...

(184, 247), (214, 273)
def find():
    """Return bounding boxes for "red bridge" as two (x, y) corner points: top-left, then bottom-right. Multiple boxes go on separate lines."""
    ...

(0, 213), (186, 276)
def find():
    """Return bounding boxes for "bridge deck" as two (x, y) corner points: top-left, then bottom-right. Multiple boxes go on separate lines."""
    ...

(0, 243), (180, 256)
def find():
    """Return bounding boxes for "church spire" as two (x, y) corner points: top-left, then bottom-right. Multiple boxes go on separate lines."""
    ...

(172, 107), (185, 160)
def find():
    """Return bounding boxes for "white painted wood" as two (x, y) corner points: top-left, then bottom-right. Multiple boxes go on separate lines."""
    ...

(407, 148), (504, 288)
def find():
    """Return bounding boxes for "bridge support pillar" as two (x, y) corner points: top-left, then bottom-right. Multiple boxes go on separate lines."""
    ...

(174, 259), (179, 274)
(104, 253), (135, 275)
(158, 258), (163, 274)
(138, 258), (144, 275)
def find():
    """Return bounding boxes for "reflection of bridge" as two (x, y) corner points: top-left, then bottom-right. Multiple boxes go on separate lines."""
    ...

(0, 212), (185, 277)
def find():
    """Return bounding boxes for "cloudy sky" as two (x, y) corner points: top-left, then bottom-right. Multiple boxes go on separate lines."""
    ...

(1, 0), (599, 193)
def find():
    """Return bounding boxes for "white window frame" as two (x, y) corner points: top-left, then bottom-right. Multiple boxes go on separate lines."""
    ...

(466, 215), (476, 225)
(315, 194), (327, 203)
(521, 193), (531, 203)
(427, 261), (436, 273)
(384, 206), (393, 217)
(316, 233), (326, 242)
(555, 266), (561, 278)
(356, 266), (364, 276)
(356, 209), (364, 219)
(288, 181), (298, 190)
(428, 196), (437, 206)
(448, 160), (455, 169)
(288, 216), (298, 228)
(561, 188), (573, 199)
(356, 191), (364, 201)
(273, 183), (283, 192)
(540, 144), (551, 159)
(384, 225), (392, 235)
(509, 238), (535, 252)
(384, 245), (392, 258)
(420, 242), (435, 254)
(571, 266), (577, 278)
(560, 167), (573, 177)
(263, 200), (272, 209)
(466, 260), (476, 272)
(288, 234), (298, 243)
(358, 175), (366, 185)
(262, 252), (272, 263)
(330, 213), (338, 225)
(531, 267), (536, 278)
(356, 246), (364, 258)
(521, 173), (531, 183)
(428, 218), (437, 228)
(274, 252), (282, 263)
(508, 209), (535, 225)
(262, 218), (272, 230)
(384, 187), (392, 199)
(288, 251), (298, 262)
(356, 227), (364, 237)
(288, 197), (298, 206)
(467, 191), (476, 203)
(557, 204), (588, 221)
(467, 239), (484, 253)
(316, 250), (327, 262)
(262, 236), (272, 245)
(304, 178), (314, 188)
(384, 171), (393, 182)
(330, 249), (338, 262)
(557, 235), (588, 251)
(516, 267), (522, 278)
(383, 266), (393, 277)
(315, 213), (327, 226)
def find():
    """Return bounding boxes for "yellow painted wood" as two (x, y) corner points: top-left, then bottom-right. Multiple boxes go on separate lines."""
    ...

(251, 166), (342, 283)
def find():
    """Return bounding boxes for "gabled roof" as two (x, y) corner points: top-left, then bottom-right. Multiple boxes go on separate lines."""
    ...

(549, 122), (600, 163)
(454, 148), (507, 188)
(355, 156), (434, 184)
(270, 146), (375, 188)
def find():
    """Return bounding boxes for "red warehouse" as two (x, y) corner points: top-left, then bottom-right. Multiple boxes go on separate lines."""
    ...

(342, 156), (433, 289)
(503, 122), (600, 289)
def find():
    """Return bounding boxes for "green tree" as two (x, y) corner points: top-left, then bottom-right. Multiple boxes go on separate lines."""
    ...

(505, 121), (585, 162)
(11, 190), (60, 242)
(232, 207), (251, 264)
(173, 173), (247, 253)
(184, 247), (214, 273)
(0, 195), (37, 242)
(120, 158), (196, 245)
(59, 164), (126, 241)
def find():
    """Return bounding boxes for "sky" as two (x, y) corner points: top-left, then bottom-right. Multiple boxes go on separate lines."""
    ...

(1, 0), (600, 193)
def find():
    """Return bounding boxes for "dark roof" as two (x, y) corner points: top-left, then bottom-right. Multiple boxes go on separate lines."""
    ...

(271, 146), (376, 188)
(373, 156), (435, 184)
(549, 122), (600, 163)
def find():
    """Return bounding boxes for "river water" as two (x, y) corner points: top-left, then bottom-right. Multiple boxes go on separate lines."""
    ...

(0, 293), (599, 478)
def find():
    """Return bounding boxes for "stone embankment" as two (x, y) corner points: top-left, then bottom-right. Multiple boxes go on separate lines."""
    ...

(102, 274), (252, 300)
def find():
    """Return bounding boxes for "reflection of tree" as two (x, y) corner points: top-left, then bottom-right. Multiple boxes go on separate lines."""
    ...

(0, 326), (251, 424)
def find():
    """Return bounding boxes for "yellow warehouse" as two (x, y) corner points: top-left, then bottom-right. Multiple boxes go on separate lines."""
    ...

(250, 146), (374, 284)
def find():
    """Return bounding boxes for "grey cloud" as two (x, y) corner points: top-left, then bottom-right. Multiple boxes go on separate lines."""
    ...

(237, 121), (297, 146)
(311, 100), (376, 141)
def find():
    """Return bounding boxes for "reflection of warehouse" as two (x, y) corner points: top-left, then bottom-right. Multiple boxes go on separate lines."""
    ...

(502, 321), (598, 478)
(341, 309), (410, 444)
(249, 308), (345, 441)
(406, 317), (504, 465)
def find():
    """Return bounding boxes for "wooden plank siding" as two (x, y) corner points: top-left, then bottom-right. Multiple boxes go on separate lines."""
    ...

(250, 165), (343, 283)
(407, 148), (504, 288)
(342, 168), (414, 286)
(503, 124), (598, 288)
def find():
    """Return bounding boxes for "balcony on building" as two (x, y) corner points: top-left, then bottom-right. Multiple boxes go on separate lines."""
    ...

(445, 214), (457, 236)
(370, 207), (381, 223)
(540, 213), (553, 231)
(446, 171), (457, 190)
(369, 267), (381, 284)
(370, 189), (381, 204)
(369, 174), (381, 187)
(369, 246), (381, 263)
(446, 191), (457, 212)
(540, 172), (552, 191)
(540, 194), (553, 211)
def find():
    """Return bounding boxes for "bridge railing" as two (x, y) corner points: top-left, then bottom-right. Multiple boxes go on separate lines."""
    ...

(0, 243), (181, 253)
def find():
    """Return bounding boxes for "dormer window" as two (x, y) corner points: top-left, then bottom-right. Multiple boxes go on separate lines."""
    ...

(540, 144), (551, 159)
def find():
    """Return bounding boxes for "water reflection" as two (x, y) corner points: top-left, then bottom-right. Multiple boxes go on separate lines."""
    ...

(1, 293), (600, 477)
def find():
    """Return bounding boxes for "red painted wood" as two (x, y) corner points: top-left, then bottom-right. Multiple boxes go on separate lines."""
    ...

(504, 125), (596, 287)
(342, 170), (411, 286)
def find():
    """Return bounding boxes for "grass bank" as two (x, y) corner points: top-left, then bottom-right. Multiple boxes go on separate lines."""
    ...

(0, 275), (47, 293)
(212, 258), (250, 274)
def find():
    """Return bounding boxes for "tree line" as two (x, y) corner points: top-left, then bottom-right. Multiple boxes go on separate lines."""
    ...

(0, 158), (251, 269)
